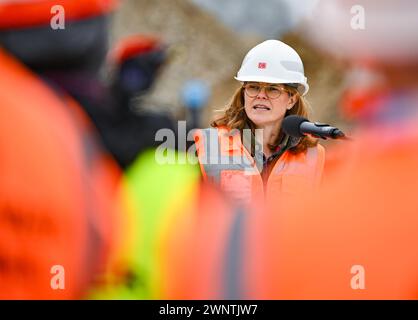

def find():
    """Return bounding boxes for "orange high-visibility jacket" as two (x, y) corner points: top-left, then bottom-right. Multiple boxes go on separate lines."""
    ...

(194, 127), (325, 205)
(0, 49), (122, 299)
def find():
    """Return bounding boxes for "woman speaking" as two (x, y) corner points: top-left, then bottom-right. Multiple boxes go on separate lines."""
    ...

(194, 40), (325, 206)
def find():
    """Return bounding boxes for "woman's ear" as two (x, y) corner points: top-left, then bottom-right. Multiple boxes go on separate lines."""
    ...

(287, 95), (297, 110)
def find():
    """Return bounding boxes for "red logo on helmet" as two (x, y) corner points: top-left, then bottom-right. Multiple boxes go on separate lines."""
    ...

(258, 62), (267, 69)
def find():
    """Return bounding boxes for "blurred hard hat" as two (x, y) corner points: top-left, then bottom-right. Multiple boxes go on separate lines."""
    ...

(0, 0), (118, 30)
(302, 0), (418, 65)
(109, 35), (167, 95)
(109, 35), (164, 65)
(235, 40), (309, 96)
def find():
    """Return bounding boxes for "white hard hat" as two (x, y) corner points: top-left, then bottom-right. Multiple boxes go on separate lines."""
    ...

(235, 40), (309, 96)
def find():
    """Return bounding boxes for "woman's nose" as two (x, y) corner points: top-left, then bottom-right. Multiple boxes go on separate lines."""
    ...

(256, 87), (268, 99)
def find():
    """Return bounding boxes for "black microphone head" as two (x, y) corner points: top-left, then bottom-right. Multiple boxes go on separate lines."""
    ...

(282, 115), (308, 138)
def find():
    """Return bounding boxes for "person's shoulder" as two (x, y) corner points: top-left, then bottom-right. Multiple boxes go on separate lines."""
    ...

(303, 141), (325, 154)
(196, 126), (226, 136)
(316, 143), (325, 154)
(304, 143), (325, 165)
(194, 127), (215, 135)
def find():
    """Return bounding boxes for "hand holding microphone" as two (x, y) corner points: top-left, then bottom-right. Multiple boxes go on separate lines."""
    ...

(282, 115), (349, 140)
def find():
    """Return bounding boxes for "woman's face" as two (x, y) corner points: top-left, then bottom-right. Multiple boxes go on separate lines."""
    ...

(243, 82), (296, 128)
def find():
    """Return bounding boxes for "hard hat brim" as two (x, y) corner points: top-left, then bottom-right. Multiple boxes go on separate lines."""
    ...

(235, 76), (309, 96)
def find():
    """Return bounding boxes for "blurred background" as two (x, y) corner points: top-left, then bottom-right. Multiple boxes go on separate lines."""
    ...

(111, 0), (348, 132)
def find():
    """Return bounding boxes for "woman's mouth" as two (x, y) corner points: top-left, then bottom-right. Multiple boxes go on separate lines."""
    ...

(253, 104), (271, 111)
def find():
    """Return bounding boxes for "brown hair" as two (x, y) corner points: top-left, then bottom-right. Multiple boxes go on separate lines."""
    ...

(211, 84), (318, 154)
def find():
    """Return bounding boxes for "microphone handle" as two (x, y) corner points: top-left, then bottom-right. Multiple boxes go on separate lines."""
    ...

(331, 129), (346, 139)
(300, 122), (346, 140)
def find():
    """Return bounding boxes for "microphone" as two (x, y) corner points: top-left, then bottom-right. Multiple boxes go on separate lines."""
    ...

(282, 115), (348, 140)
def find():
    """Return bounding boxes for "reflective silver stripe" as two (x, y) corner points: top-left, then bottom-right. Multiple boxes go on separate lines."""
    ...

(198, 128), (256, 184)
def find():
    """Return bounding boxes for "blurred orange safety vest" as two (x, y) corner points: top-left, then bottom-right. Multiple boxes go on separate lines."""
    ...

(163, 122), (418, 299)
(0, 48), (122, 299)
(194, 127), (325, 205)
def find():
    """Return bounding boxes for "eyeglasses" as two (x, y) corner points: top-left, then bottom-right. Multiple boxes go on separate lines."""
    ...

(243, 83), (288, 99)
